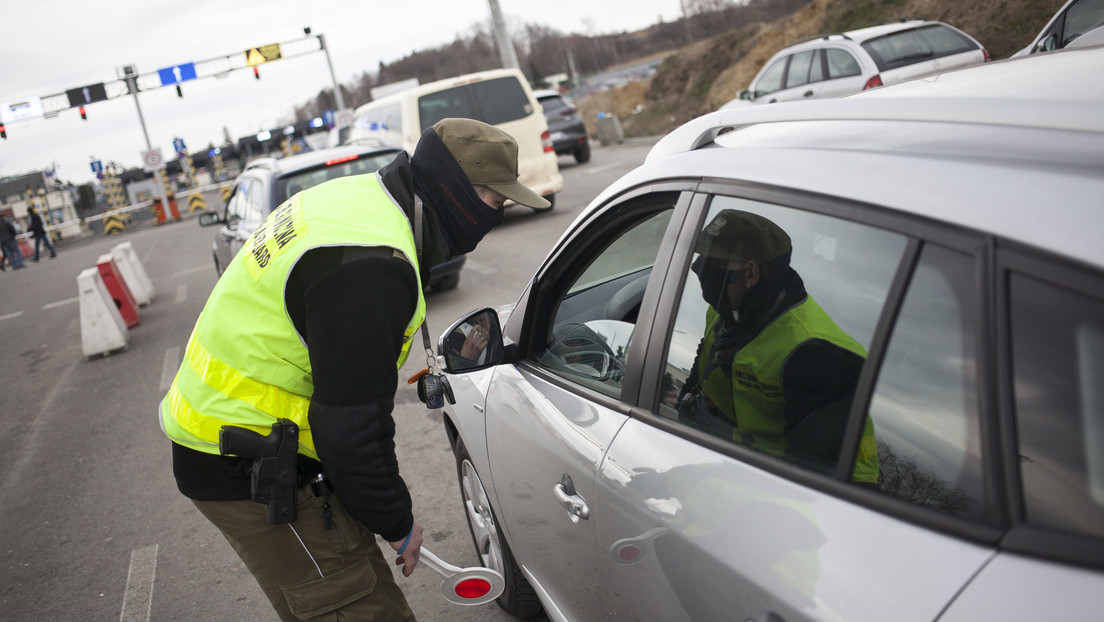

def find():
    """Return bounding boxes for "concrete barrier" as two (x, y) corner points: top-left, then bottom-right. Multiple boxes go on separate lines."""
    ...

(111, 241), (154, 306)
(78, 268), (129, 359)
(97, 254), (141, 328)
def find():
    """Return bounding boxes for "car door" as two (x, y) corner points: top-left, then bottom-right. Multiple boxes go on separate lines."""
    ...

(760, 50), (825, 103)
(939, 248), (1104, 620)
(818, 47), (869, 98)
(217, 175), (265, 269)
(592, 190), (1000, 621)
(484, 190), (687, 620)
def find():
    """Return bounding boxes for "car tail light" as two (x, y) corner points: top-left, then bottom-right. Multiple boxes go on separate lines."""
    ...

(862, 74), (884, 90)
(983, 48), (991, 62)
(324, 154), (359, 166)
(541, 130), (554, 153)
(561, 107), (577, 116)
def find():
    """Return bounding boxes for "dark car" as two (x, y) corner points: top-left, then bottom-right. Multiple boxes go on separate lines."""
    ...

(535, 89), (590, 164)
(198, 143), (465, 291)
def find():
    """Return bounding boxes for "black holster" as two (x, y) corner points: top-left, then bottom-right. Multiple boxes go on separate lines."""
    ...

(219, 419), (299, 524)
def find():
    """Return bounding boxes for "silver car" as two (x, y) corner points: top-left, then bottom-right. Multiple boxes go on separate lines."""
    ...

(438, 46), (1104, 621)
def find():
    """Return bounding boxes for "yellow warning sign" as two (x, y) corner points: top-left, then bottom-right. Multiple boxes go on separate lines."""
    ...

(245, 43), (282, 66)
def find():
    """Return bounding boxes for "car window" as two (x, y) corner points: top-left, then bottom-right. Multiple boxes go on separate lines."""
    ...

(825, 48), (862, 79)
(1065, 0), (1104, 46)
(241, 179), (266, 223)
(659, 196), (907, 479)
(862, 24), (979, 71)
(785, 50), (818, 88)
(352, 103), (403, 148)
(539, 95), (569, 115)
(754, 56), (788, 97)
(226, 178), (252, 223)
(275, 152), (398, 203)
(1009, 271), (1104, 538)
(533, 202), (676, 399)
(418, 76), (532, 131)
(865, 244), (984, 520)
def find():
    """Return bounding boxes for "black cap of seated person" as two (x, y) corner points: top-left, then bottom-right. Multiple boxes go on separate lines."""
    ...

(691, 209), (793, 318)
(410, 117), (549, 257)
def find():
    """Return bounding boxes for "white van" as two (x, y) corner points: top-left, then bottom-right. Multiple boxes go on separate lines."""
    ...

(348, 68), (563, 210)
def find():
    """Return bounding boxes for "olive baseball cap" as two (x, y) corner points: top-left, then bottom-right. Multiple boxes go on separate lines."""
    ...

(432, 118), (550, 209)
(695, 209), (791, 263)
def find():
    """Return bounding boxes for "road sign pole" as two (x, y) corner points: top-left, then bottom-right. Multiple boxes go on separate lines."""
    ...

(125, 70), (171, 220)
(317, 33), (345, 111)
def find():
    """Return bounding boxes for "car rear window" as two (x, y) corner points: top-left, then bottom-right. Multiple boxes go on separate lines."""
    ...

(418, 76), (533, 131)
(539, 95), (570, 115)
(861, 24), (979, 71)
(276, 151), (399, 203)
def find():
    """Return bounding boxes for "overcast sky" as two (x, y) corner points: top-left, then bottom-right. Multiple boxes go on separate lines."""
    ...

(1, 0), (682, 186)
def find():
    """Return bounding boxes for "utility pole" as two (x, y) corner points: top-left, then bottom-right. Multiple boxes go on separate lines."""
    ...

(122, 65), (172, 220)
(308, 27), (346, 111)
(487, 0), (520, 70)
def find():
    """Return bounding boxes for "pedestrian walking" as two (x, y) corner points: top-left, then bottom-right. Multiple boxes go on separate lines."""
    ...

(27, 206), (57, 261)
(0, 217), (25, 270)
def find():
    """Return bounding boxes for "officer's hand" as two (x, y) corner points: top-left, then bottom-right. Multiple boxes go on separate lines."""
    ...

(389, 519), (423, 577)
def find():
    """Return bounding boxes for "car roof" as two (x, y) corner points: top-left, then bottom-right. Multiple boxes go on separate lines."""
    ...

(532, 89), (562, 99)
(599, 47), (1104, 270)
(243, 143), (400, 177)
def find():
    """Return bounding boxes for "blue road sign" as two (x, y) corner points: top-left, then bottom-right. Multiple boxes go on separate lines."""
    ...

(158, 63), (198, 87)
(173, 137), (187, 152)
(90, 160), (103, 174)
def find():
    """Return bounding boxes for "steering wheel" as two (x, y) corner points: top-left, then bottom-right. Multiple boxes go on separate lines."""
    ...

(544, 323), (626, 382)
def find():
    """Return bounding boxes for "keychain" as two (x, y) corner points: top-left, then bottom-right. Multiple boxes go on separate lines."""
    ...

(407, 340), (454, 409)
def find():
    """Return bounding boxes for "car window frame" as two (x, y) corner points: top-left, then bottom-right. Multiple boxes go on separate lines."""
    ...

(995, 243), (1104, 570)
(631, 178), (1005, 546)
(508, 185), (696, 412)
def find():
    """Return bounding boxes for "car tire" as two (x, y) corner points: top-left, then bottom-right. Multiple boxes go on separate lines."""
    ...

(574, 142), (591, 164)
(431, 272), (460, 292)
(530, 193), (555, 212)
(453, 436), (543, 619)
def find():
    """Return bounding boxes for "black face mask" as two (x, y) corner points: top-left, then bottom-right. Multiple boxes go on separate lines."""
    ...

(411, 128), (503, 256)
(691, 255), (741, 314)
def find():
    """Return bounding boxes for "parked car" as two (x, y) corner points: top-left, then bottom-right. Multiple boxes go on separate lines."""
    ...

(199, 143), (466, 291)
(722, 19), (988, 108)
(1014, 0), (1104, 56)
(347, 68), (563, 210)
(436, 46), (1104, 621)
(534, 89), (590, 164)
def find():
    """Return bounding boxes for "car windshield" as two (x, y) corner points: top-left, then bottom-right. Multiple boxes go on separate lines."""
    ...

(861, 24), (978, 71)
(275, 151), (398, 203)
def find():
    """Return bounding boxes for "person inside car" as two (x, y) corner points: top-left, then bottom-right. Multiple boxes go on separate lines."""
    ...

(677, 209), (878, 482)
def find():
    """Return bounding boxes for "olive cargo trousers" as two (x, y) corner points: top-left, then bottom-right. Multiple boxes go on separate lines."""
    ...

(193, 488), (416, 621)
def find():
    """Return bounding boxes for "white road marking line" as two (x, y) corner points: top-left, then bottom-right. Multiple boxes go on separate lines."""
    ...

(172, 265), (211, 279)
(175, 284), (187, 304)
(160, 347), (181, 391)
(119, 544), (158, 622)
(0, 311), (23, 321)
(43, 297), (79, 310)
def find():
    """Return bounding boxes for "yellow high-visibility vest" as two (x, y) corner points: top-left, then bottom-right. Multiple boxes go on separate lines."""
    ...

(699, 296), (878, 482)
(161, 173), (426, 459)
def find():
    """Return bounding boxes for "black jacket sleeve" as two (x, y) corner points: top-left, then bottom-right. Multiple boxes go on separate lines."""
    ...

(291, 246), (419, 542)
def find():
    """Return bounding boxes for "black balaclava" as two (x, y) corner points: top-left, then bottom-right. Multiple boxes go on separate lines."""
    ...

(410, 127), (503, 256)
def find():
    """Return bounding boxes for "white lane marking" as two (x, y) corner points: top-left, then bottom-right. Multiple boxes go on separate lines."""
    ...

(172, 265), (211, 279)
(119, 544), (158, 622)
(160, 346), (181, 391)
(174, 284), (187, 304)
(583, 163), (622, 176)
(0, 311), (23, 322)
(43, 297), (79, 310)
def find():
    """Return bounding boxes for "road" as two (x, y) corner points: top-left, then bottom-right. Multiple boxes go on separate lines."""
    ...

(0, 137), (656, 622)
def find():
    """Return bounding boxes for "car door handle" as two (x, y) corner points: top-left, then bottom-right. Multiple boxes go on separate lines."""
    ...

(803, 90), (815, 98)
(553, 474), (589, 522)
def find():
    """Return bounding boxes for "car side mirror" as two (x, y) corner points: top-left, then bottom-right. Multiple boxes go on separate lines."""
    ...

(738, 89), (752, 101)
(1038, 33), (1059, 53)
(198, 211), (224, 227)
(438, 308), (505, 373)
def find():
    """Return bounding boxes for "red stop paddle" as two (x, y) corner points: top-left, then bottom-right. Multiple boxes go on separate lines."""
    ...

(419, 548), (505, 606)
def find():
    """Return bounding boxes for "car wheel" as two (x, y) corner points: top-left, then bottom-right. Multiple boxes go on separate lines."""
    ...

(454, 436), (543, 618)
(574, 142), (591, 164)
(431, 272), (460, 292)
(530, 193), (555, 212)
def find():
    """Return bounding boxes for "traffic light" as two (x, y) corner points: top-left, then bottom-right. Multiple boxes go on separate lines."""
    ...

(79, 106), (87, 120)
(253, 66), (260, 80)
(0, 123), (6, 139)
